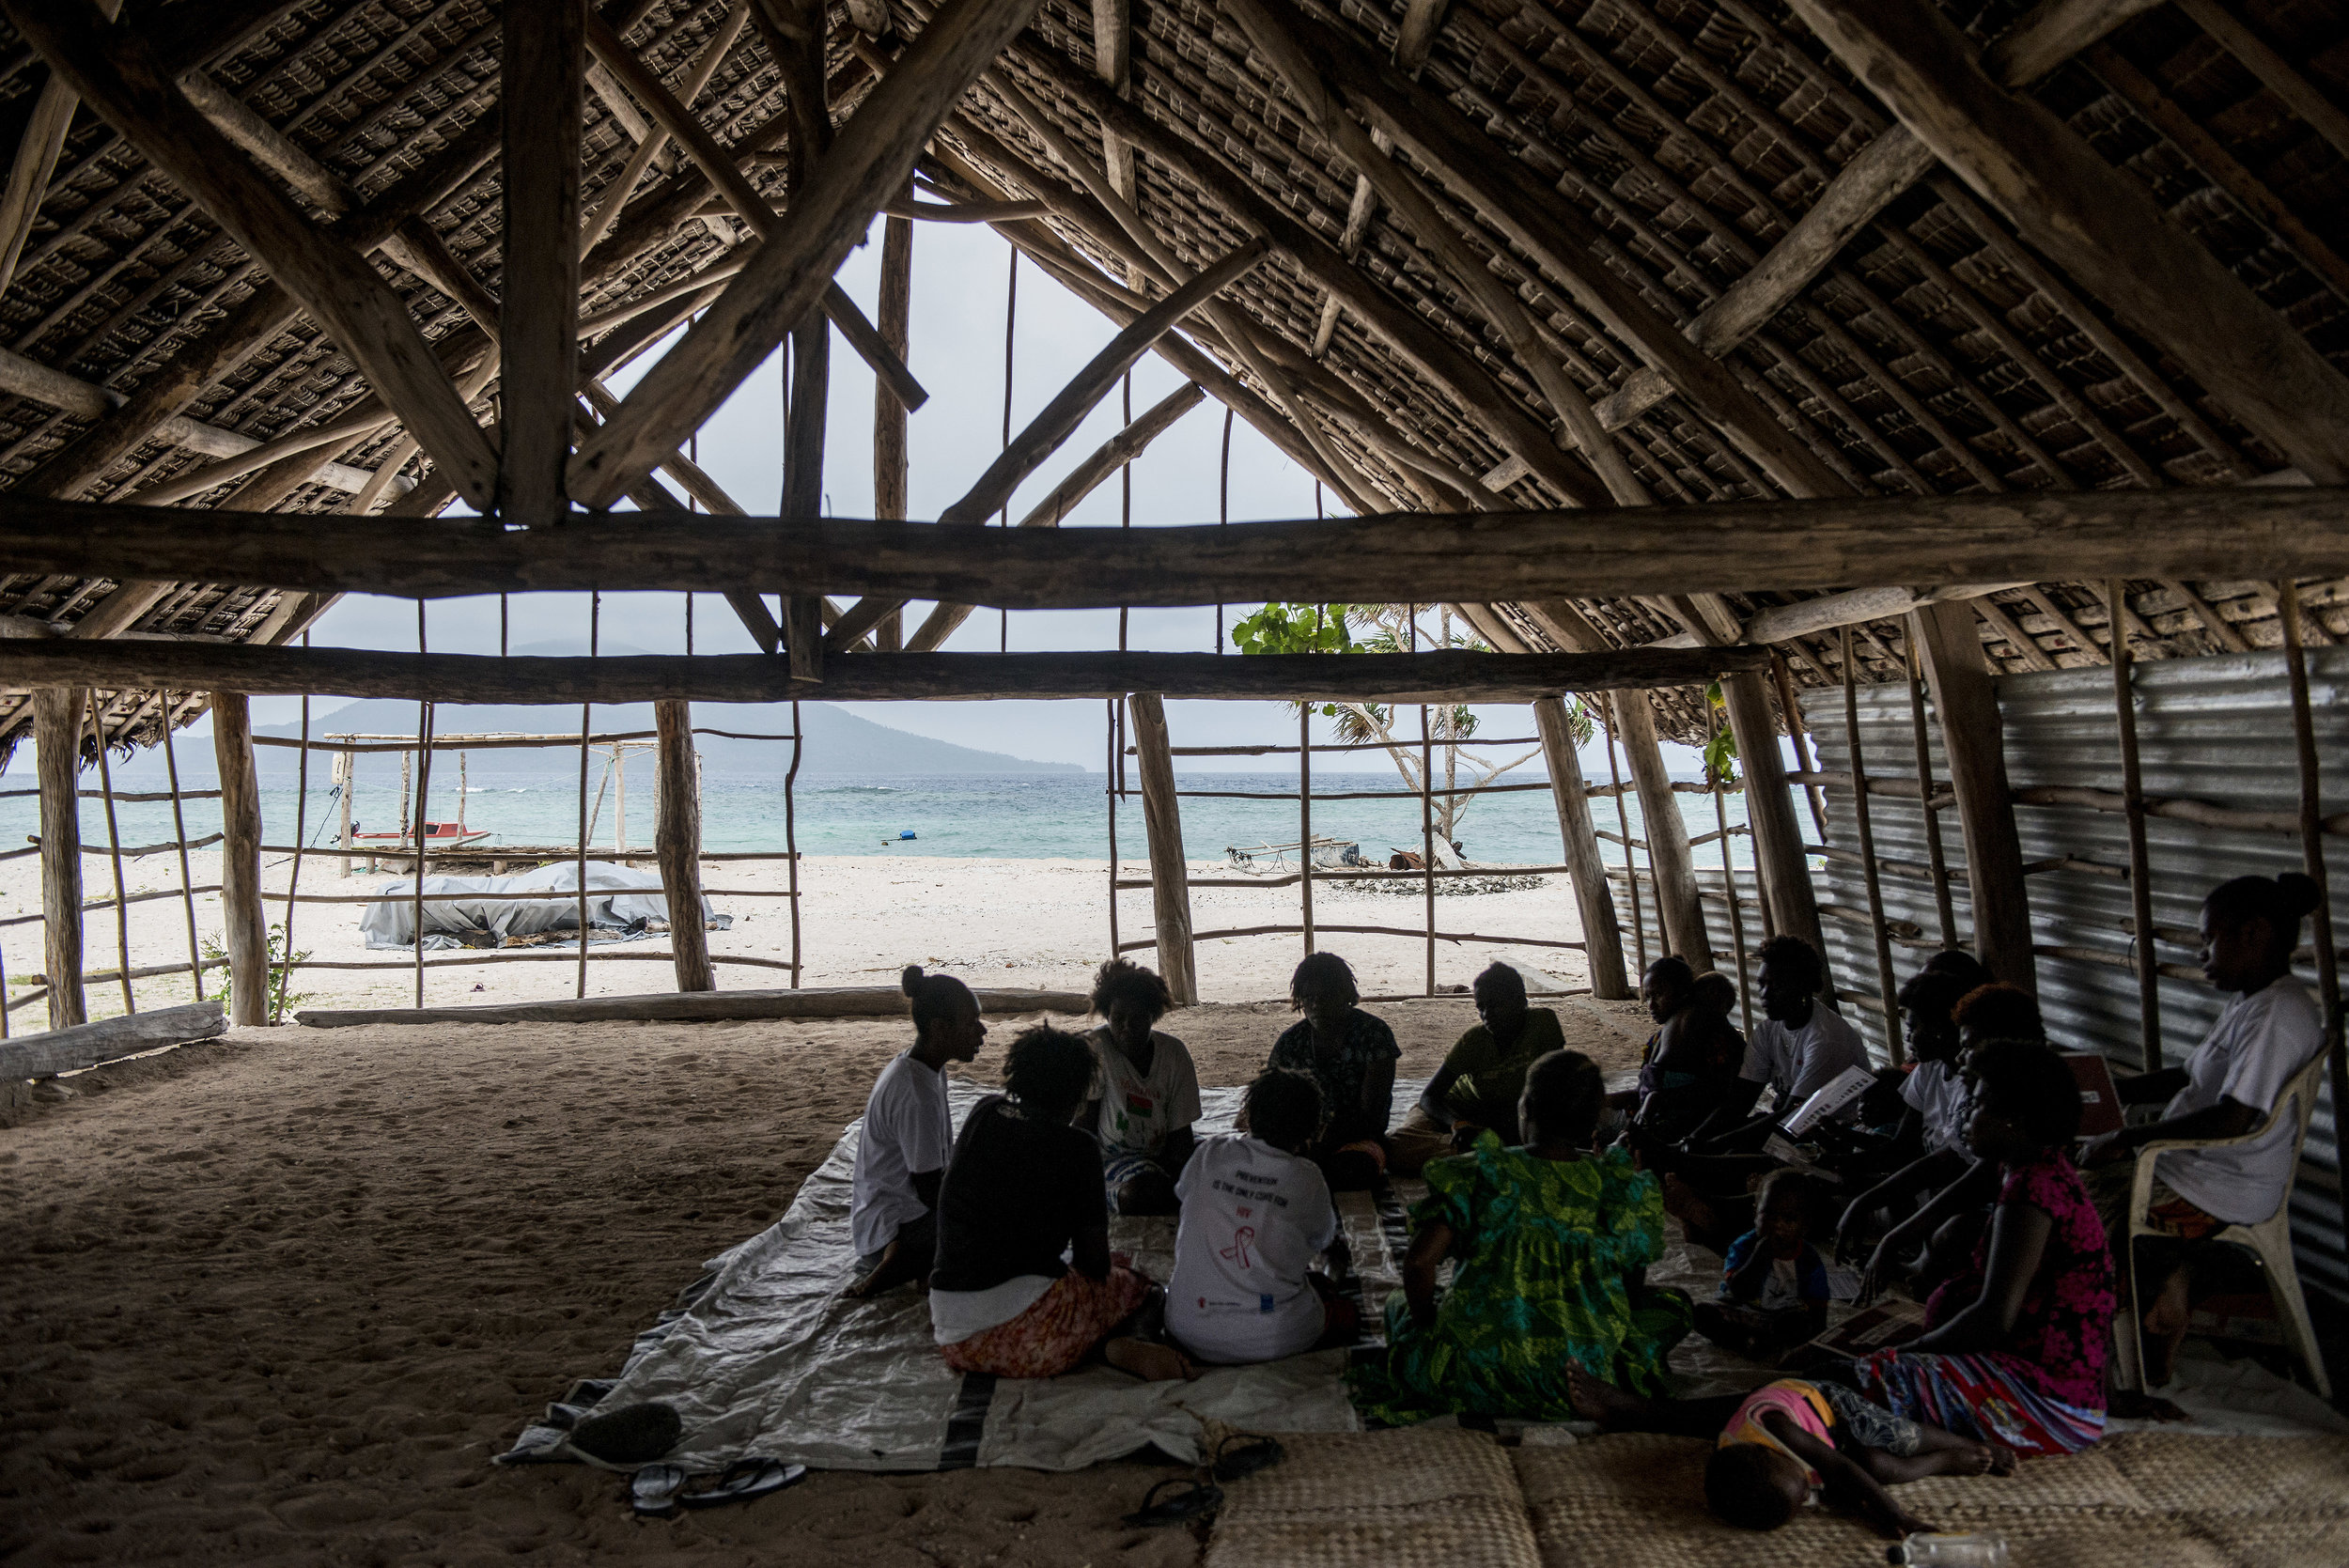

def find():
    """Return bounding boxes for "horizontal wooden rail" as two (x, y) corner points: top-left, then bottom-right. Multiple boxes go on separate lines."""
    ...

(256, 887), (794, 904)
(0, 884), (222, 927)
(1149, 735), (1548, 755)
(9, 488), (2347, 601)
(1125, 923), (1587, 952)
(1112, 862), (1579, 890)
(1173, 779), (1559, 802)
(250, 726), (799, 753)
(1792, 769), (1954, 809)
(1, 644), (1763, 703)
(8, 956), (226, 1010)
(0, 787), (224, 801)
(2013, 784), (2349, 838)
(280, 952), (802, 972)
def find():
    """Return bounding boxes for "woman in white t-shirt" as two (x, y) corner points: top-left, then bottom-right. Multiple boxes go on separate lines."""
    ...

(1165, 1068), (1358, 1364)
(1080, 958), (1203, 1217)
(2083, 873), (2326, 1389)
(847, 967), (985, 1298)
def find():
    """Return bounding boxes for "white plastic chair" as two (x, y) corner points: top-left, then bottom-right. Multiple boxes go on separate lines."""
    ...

(2111, 1052), (2331, 1399)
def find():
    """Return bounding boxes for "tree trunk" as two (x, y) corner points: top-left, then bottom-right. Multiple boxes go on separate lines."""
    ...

(210, 691), (269, 1025)
(1719, 669), (1827, 969)
(1534, 695), (1627, 999)
(33, 686), (86, 1029)
(1617, 694), (1713, 970)
(1909, 601), (2036, 991)
(654, 698), (713, 992)
(1128, 692), (1197, 1004)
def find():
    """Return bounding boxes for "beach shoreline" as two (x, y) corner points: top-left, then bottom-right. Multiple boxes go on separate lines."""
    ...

(0, 850), (1594, 1022)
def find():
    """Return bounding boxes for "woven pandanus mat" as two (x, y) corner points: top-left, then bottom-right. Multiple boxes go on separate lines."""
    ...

(1512, 1432), (2349, 1568)
(1205, 1427), (1540, 1568)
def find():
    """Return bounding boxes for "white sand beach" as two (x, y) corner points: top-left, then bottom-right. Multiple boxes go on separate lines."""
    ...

(0, 849), (1596, 1020)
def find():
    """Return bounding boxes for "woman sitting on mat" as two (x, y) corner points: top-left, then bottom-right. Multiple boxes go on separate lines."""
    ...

(1080, 957), (1202, 1217)
(1611, 956), (1747, 1148)
(1259, 953), (1400, 1191)
(928, 1024), (1192, 1382)
(1350, 1048), (1688, 1424)
(1165, 1067), (1359, 1363)
(1843, 1039), (2115, 1456)
(1389, 960), (1565, 1175)
(848, 966), (984, 1298)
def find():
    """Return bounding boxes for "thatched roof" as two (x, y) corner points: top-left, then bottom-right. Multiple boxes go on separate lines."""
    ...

(3, 0), (2347, 752)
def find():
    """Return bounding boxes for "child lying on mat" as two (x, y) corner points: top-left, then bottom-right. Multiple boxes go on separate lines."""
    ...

(1568, 1369), (2014, 1539)
(1692, 1169), (1832, 1362)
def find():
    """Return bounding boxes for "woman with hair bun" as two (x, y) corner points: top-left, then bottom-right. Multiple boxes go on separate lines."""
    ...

(847, 966), (986, 1298)
(2084, 872), (2327, 1388)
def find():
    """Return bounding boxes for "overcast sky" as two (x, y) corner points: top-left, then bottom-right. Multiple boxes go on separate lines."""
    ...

(287, 216), (1709, 776)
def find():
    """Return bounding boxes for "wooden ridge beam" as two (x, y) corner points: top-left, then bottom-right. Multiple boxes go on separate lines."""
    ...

(564, 0), (1037, 507)
(0, 644), (1764, 706)
(10, 486), (2345, 603)
(4, 0), (504, 508)
(1783, 0), (2349, 484)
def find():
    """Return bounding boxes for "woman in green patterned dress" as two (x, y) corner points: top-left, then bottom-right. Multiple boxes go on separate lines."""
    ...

(1352, 1048), (1689, 1424)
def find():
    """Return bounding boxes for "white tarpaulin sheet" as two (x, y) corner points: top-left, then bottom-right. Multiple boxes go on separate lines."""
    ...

(360, 860), (728, 950)
(503, 1084), (1383, 1475)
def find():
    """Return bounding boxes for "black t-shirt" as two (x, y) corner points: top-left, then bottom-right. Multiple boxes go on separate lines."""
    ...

(928, 1095), (1107, 1295)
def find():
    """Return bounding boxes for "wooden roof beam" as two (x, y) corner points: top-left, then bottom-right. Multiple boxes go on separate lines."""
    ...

(1783, 0), (2349, 483)
(566, 0), (1043, 509)
(0, 644), (1766, 706)
(500, 0), (586, 520)
(1279, 2), (1850, 502)
(581, 8), (926, 414)
(8, 0), (505, 508)
(10, 487), (2349, 604)
(1595, 0), (2166, 434)
(1008, 41), (1611, 509)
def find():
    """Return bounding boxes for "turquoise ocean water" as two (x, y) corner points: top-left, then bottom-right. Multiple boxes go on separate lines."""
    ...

(1, 768), (1757, 867)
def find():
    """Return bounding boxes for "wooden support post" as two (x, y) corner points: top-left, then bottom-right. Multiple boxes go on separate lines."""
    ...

(566, 0), (1040, 506)
(210, 691), (268, 1026)
(2278, 581), (2348, 1188)
(873, 209), (912, 652)
(499, 0), (585, 519)
(1603, 693), (1646, 974)
(783, 319), (827, 682)
(1128, 692), (1196, 1005)
(1719, 669), (1827, 966)
(1909, 601), (2035, 990)
(655, 699), (714, 992)
(1843, 628), (1902, 1060)
(32, 686), (86, 1029)
(2110, 581), (2162, 1069)
(1535, 694), (1626, 999)
(1617, 692), (1712, 969)
(1299, 704), (1315, 956)
(1905, 628), (1959, 948)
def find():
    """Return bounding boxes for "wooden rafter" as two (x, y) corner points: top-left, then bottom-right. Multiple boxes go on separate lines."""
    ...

(499, 0), (586, 519)
(566, 0), (1044, 510)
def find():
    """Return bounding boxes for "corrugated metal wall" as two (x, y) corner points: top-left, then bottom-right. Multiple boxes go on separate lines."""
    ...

(1800, 651), (2348, 1304)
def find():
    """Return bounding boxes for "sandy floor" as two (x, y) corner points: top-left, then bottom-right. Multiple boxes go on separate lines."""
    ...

(0, 997), (1652, 1566)
(0, 852), (1592, 1020)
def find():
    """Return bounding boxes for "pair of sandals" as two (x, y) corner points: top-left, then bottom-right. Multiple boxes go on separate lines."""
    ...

(631, 1456), (807, 1518)
(1120, 1433), (1286, 1529)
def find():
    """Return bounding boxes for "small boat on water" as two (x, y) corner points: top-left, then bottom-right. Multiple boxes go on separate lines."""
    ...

(353, 820), (491, 846)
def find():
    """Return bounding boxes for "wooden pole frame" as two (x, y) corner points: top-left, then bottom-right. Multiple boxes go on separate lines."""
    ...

(210, 690), (267, 1026)
(655, 698), (714, 992)
(2109, 579), (2162, 1070)
(1910, 600), (2036, 990)
(2276, 582), (2346, 1187)
(1129, 692), (1197, 1005)
(1905, 626), (1959, 950)
(1843, 627), (1902, 1060)
(1533, 694), (1628, 1000)
(33, 685), (86, 1029)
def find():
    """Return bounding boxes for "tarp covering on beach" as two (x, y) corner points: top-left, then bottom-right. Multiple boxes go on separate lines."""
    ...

(499, 1084), (1372, 1474)
(359, 861), (730, 951)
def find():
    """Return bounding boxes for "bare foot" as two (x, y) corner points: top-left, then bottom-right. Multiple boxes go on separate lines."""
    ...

(1565, 1366), (1644, 1429)
(1986, 1443), (2019, 1476)
(1104, 1338), (1197, 1383)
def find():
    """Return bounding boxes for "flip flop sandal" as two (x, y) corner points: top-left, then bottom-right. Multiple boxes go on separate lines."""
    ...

(1121, 1477), (1224, 1529)
(678, 1456), (808, 1510)
(630, 1463), (688, 1519)
(1210, 1433), (1285, 1483)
